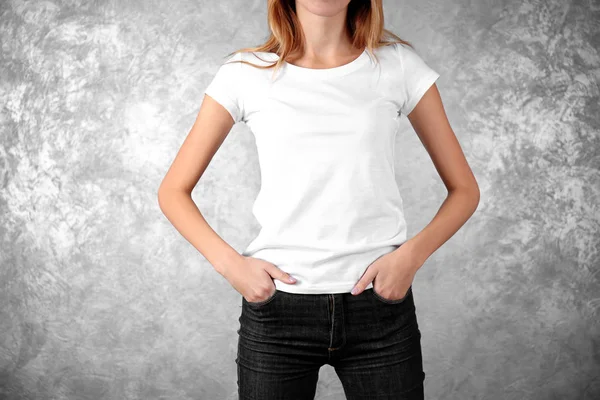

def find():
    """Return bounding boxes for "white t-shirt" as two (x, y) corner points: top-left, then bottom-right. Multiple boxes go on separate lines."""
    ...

(204, 43), (440, 294)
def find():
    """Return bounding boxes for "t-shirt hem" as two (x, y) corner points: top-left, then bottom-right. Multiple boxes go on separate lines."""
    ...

(274, 280), (374, 295)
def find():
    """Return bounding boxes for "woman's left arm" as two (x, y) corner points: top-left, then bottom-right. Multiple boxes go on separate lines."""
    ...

(403, 83), (480, 268)
(350, 83), (479, 297)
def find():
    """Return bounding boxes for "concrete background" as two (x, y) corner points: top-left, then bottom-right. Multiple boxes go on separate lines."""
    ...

(1, 0), (599, 399)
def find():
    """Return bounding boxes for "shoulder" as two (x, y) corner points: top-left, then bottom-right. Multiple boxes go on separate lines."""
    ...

(223, 51), (279, 67)
(370, 43), (416, 73)
(220, 51), (279, 82)
(375, 42), (424, 66)
(376, 42), (438, 85)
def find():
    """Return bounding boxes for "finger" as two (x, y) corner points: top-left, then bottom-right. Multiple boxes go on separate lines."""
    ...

(351, 268), (378, 295)
(265, 263), (297, 284)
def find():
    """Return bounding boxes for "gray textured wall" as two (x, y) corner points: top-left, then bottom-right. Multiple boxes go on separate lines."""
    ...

(1, 0), (599, 399)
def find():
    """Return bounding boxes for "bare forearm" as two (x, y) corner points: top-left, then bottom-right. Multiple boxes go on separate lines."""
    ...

(157, 188), (243, 276)
(405, 187), (480, 267)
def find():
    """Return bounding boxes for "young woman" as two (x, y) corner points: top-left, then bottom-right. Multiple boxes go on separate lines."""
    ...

(158, 0), (479, 398)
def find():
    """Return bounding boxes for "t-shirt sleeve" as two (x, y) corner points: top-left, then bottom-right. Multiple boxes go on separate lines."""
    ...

(395, 43), (440, 117)
(204, 52), (245, 123)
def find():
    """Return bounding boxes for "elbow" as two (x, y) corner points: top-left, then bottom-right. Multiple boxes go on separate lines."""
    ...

(473, 187), (481, 211)
(157, 183), (175, 214)
(470, 179), (480, 202)
(470, 181), (481, 213)
(157, 183), (191, 213)
(157, 185), (168, 214)
(449, 181), (480, 213)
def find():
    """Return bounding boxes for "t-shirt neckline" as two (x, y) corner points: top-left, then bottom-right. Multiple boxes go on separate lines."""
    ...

(276, 48), (370, 79)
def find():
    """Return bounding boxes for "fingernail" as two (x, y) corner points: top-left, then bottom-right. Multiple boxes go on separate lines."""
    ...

(289, 276), (297, 282)
(351, 287), (358, 295)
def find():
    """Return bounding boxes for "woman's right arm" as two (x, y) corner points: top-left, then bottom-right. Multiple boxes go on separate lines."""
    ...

(157, 94), (296, 301)
(158, 94), (241, 276)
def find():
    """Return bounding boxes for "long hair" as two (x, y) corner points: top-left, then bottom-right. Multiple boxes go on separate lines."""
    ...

(224, 0), (412, 74)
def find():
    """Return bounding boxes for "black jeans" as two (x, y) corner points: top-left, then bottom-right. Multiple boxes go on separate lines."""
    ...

(235, 285), (425, 399)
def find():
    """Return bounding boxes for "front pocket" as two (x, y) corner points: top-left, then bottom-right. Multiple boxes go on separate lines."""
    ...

(245, 288), (279, 307)
(372, 285), (411, 304)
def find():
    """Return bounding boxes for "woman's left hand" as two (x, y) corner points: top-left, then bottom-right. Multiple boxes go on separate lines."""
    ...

(350, 240), (423, 299)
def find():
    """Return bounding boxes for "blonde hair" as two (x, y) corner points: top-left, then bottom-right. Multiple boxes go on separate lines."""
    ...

(224, 0), (412, 73)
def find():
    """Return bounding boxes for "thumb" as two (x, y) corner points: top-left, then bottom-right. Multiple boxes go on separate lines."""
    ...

(351, 266), (378, 295)
(265, 263), (297, 284)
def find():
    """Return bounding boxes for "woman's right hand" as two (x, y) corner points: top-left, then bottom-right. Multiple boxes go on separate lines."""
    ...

(222, 256), (297, 303)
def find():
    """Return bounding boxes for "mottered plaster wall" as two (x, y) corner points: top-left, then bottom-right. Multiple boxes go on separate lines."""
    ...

(1, 0), (599, 399)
